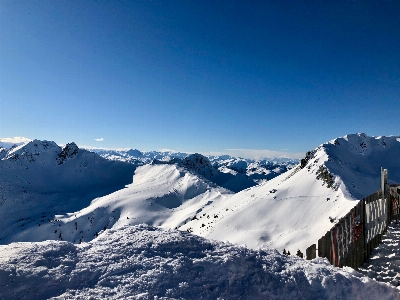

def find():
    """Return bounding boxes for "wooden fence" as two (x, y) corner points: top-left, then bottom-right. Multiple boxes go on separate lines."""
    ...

(307, 168), (400, 270)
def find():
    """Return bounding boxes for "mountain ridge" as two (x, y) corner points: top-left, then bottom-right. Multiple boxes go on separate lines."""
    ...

(179, 133), (400, 252)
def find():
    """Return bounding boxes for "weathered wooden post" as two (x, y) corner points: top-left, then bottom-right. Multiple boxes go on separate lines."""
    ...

(359, 200), (365, 268)
(362, 194), (368, 264)
(306, 244), (316, 260)
(381, 168), (390, 227)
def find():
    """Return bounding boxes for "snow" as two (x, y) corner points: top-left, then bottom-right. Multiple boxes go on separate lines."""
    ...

(2, 133), (400, 255)
(0, 224), (398, 299)
(180, 160), (357, 253)
(1, 133), (400, 298)
(178, 133), (400, 253)
(359, 221), (400, 288)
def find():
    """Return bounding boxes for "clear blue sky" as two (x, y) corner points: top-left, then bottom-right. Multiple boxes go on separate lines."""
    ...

(1, 1), (400, 158)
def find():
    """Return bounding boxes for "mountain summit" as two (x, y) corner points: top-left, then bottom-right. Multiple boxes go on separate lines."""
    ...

(172, 153), (257, 192)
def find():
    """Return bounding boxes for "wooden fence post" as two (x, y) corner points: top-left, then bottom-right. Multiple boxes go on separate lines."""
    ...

(306, 244), (316, 260)
(362, 195), (368, 265)
(359, 199), (366, 268)
(318, 236), (323, 258)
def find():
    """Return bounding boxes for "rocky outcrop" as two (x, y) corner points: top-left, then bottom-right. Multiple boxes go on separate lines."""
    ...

(57, 143), (79, 165)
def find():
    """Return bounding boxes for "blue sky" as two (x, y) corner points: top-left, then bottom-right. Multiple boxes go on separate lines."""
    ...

(1, 1), (400, 158)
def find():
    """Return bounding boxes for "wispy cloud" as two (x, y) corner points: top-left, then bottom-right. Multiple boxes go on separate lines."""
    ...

(0, 136), (32, 144)
(94, 138), (104, 142)
(159, 148), (179, 153)
(80, 145), (130, 151)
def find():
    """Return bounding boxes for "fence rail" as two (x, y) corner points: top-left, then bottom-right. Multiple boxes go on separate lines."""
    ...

(308, 168), (400, 270)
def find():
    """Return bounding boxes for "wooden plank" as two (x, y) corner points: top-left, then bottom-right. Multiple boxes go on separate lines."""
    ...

(359, 200), (365, 268)
(361, 196), (367, 264)
(306, 244), (316, 260)
(326, 231), (332, 264)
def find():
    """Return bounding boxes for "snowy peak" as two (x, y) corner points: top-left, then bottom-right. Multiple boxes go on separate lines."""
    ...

(57, 142), (79, 165)
(0, 147), (7, 160)
(300, 133), (400, 199)
(126, 149), (143, 157)
(328, 133), (395, 155)
(224, 159), (247, 174)
(4, 139), (60, 162)
(169, 153), (257, 193)
(180, 153), (215, 178)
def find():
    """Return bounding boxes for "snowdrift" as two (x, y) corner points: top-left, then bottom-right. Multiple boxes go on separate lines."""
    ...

(0, 224), (398, 300)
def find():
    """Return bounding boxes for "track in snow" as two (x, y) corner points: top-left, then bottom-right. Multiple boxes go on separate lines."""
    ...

(358, 220), (400, 289)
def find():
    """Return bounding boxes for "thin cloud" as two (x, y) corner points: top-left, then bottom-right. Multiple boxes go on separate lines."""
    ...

(80, 145), (130, 151)
(94, 138), (104, 142)
(0, 136), (32, 144)
(159, 148), (179, 153)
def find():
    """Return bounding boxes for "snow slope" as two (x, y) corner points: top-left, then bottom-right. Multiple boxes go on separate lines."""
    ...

(179, 134), (400, 254)
(33, 163), (232, 244)
(0, 224), (398, 300)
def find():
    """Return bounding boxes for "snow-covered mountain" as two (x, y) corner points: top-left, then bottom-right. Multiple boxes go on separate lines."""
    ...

(89, 147), (298, 185)
(13, 163), (233, 244)
(0, 140), (136, 244)
(89, 148), (188, 166)
(2, 134), (400, 254)
(179, 133), (400, 253)
(322, 133), (400, 198)
(168, 153), (258, 192)
(1, 224), (398, 299)
(209, 156), (297, 184)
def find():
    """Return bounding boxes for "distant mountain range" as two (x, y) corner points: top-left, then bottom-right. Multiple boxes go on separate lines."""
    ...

(1, 133), (400, 256)
(88, 147), (299, 185)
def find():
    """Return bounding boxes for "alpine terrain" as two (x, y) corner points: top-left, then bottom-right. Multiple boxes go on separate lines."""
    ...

(0, 133), (400, 298)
